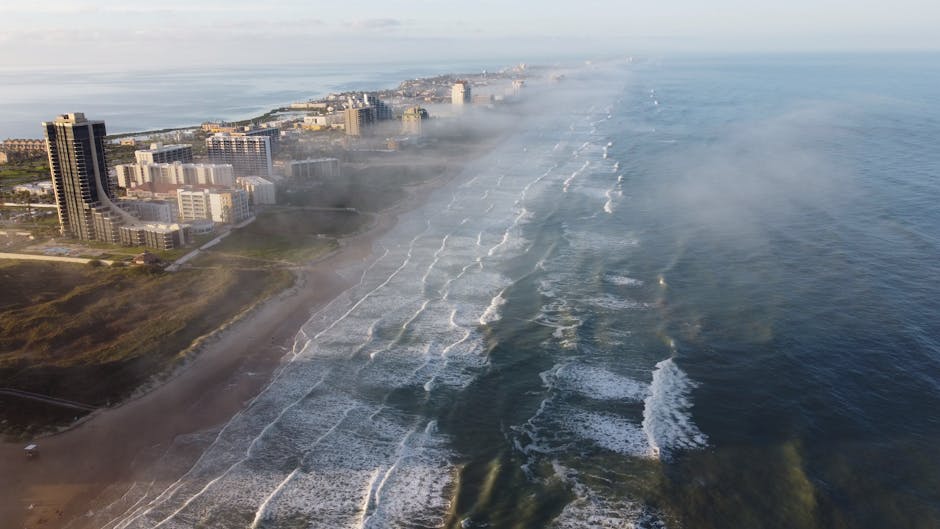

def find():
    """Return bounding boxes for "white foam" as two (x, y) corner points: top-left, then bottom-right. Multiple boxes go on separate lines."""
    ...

(587, 294), (650, 311)
(548, 463), (648, 529)
(562, 410), (652, 457)
(478, 288), (507, 325)
(563, 161), (590, 193)
(420, 233), (450, 285)
(553, 364), (649, 402)
(603, 189), (614, 214)
(248, 468), (299, 529)
(486, 230), (510, 256)
(605, 274), (644, 287)
(642, 359), (708, 455)
(562, 227), (638, 253)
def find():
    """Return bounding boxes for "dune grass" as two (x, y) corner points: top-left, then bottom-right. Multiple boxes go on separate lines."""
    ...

(200, 208), (370, 264)
(0, 260), (292, 436)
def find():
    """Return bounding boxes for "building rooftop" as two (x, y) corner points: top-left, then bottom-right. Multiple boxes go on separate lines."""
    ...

(51, 113), (91, 124)
(138, 143), (191, 153)
(237, 176), (273, 185)
(289, 157), (339, 164)
(128, 222), (185, 234)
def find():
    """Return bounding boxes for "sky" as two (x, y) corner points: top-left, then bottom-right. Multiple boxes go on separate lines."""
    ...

(1, 0), (939, 69)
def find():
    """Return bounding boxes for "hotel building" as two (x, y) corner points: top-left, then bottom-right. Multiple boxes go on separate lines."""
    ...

(288, 158), (342, 181)
(134, 143), (193, 165)
(178, 188), (251, 224)
(115, 162), (235, 189)
(206, 134), (273, 177)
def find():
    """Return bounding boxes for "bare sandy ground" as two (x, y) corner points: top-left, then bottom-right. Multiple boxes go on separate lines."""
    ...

(0, 175), (451, 529)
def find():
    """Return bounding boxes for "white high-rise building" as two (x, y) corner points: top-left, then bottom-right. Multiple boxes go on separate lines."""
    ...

(115, 162), (234, 189)
(237, 176), (276, 205)
(134, 143), (193, 165)
(177, 189), (212, 222)
(344, 106), (374, 137)
(209, 189), (251, 224)
(206, 134), (273, 177)
(178, 188), (251, 224)
(452, 81), (471, 105)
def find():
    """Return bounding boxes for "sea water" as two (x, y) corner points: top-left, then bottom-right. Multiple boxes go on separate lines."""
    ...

(88, 54), (940, 528)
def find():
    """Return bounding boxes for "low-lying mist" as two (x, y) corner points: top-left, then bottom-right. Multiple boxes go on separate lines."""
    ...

(649, 103), (857, 245)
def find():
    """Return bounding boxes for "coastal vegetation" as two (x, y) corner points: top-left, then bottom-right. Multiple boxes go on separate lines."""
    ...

(0, 206), (374, 439)
(0, 158), (49, 190)
(0, 260), (292, 439)
(196, 208), (369, 264)
(103, 142), (138, 165)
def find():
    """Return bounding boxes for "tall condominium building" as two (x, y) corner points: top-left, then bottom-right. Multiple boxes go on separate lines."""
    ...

(363, 94), (393, 121)
(452, 81), (471, 105)
(288, 158), (341, 181)
(134, 143), (193, 165)
(206, 134), (273, 177)
(344, 106), (375, 137)
(234, 127), (280, 154)
(115, 162), (234, 189)
(401, 106), (430, 135)
(42, 113), (136, 242)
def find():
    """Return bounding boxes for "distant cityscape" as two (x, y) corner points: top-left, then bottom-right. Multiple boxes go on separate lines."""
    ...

(0, 67), (530, 256)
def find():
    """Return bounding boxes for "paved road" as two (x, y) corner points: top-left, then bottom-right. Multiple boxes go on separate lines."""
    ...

(166, 215), (256, 272)
(0, 388), (98, 412)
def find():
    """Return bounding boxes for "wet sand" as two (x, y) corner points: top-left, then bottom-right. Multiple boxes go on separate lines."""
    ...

(0, 173), (454, 529)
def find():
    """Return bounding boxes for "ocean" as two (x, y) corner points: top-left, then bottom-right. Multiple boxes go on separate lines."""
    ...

(88, 54), (940, 528)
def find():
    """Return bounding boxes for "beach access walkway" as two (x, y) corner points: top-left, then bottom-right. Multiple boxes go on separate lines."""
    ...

(0, 388), (99, 412)
(0, 252), (113, 266)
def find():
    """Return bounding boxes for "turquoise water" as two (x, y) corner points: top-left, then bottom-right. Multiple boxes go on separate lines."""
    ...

(85, 55), (940, 528)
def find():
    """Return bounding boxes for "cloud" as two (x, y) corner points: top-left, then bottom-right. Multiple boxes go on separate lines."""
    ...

(345, 18), (404, 30)
(0, 2), (264, 15)
(220, 18), (328, 32)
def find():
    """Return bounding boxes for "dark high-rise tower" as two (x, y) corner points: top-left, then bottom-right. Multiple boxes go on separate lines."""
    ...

(43, 113), (128, 242)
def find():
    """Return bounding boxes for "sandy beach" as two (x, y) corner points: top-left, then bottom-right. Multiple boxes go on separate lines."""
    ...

(0, 170), (456, 529)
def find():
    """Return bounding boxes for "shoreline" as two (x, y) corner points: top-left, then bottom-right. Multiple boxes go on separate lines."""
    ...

(0, 143), (477, 529)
